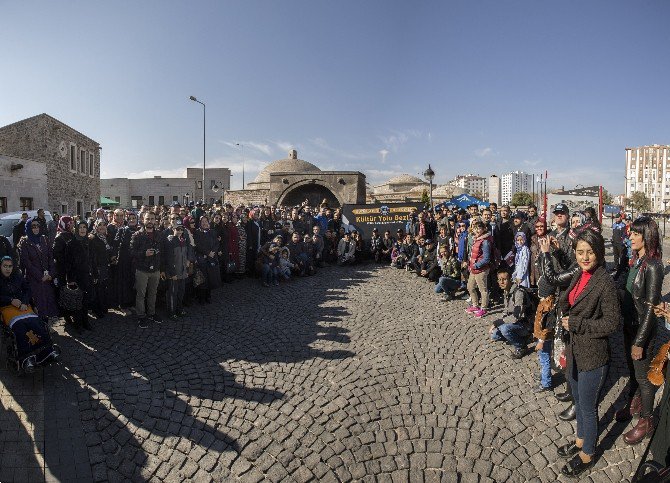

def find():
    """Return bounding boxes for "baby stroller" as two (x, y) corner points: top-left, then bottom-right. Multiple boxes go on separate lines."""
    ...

(1, 305), (60, 375)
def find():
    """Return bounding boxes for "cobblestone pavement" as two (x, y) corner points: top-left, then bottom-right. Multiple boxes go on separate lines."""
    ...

(2, 234), (670, 482)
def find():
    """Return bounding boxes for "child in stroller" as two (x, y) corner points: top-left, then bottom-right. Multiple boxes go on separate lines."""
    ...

(0, 256), (60, 373)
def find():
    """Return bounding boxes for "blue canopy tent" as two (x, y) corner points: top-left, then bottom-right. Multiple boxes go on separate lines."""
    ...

(439, 193), (490, 210)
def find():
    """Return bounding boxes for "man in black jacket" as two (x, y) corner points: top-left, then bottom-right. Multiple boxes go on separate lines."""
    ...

(130, 212), (162, 328)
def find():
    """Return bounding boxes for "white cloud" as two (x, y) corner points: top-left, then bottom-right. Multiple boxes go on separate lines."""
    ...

(379, 149), (390, 163)
(474, 147), (493, 157)
(125, 167), (188, 178)
(378, 128), (429, 153)
(523, 159), (541, 167)
(272, 140), (294, 153)
(219, 140), (273, 157)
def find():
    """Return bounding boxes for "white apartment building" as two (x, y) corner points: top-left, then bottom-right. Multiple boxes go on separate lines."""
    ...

(501, 171), (533, 205)
(488, 175), (501, 205)
(625, 144), (670, 212)
(450, 174), (488, 197)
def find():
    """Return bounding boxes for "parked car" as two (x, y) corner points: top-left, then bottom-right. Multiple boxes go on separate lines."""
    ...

(0, 210), (53, 247)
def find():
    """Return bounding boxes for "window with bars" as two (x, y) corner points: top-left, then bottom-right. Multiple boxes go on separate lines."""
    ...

(70, 145), (76, 170)
(20, 197), (33, 211)
(0, 197), (6, 214)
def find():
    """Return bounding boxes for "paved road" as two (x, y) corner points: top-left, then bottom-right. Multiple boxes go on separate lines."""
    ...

(1, 249), (669, 482)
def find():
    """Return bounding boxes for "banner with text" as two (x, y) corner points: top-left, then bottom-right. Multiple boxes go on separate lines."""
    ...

(341, 203), (424, 240)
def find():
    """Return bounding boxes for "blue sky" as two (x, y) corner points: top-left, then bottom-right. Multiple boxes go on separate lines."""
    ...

(2, 1), (669, 194)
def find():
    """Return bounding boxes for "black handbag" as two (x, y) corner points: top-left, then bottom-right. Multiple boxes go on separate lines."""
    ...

(59, 284), (83, 311)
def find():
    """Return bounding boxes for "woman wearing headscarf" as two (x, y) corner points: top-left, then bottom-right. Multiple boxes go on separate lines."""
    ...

(17, 218), (59, 319)
(53, 218), (95, 332)
(110, 212), (139, 312)
(89, 219), (113, 318)
(512, 231), (530, 288)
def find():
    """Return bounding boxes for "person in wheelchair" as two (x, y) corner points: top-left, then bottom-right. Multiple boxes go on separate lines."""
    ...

(0, 256), (59, 373)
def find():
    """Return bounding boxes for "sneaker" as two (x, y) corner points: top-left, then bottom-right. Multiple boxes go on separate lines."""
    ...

(465, 296), (472, 303)
(137, 317), (149, 329)
(511, 346), (530, 359)
(473, 308), (487, 318)
(533, 384), (553, 394)
(465, 306), (479, 314)
(150, 314), (162, 323)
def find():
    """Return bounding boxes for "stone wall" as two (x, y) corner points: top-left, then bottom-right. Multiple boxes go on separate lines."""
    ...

(0, 154), (48, 212)
(269, 171), (366, 206)
(0, 114), (101, 215)
(224, 189), (270, 207)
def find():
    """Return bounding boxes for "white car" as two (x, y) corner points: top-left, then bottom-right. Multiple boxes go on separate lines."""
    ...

(0, 210), (54, 247)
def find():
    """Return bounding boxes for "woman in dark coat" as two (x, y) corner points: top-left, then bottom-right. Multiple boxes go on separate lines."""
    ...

(211, 213), (229, 283)
(545, 229), (620, 478)
(53, 218), (95, 332)
(17, 218), (58, 319)
(192, 215), (220, 303)
(235, 213), (247, 277)
(111, 212), (139, 311)
(225, 214), (240, 281)
(89, 220), (113, 318)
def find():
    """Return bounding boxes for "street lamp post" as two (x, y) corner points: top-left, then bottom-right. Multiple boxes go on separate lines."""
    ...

(189, 95), (206, 203)
(236, 143), (245, 190)
(424, 164), (435, 209)
(663, 199), (669, 239)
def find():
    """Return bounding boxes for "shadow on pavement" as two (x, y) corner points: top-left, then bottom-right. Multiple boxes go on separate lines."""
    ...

(37, 264), (366, 481)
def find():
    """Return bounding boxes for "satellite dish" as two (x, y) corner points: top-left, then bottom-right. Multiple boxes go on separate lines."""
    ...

(212, 182), (221, 193)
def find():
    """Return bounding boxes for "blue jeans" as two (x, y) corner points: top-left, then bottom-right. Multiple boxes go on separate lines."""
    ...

(435, 276), (460, 294)
(490, 323), (529, 350)
(567, 364), (608, 456)
(262, 264), (278, 284)
(538, 340), (552, 388)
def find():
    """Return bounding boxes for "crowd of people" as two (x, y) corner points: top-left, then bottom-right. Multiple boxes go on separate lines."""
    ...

(370, 201), (669, 478)
(1, 198), (670, 478)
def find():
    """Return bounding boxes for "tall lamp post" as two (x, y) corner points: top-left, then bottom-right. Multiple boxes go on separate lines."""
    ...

(236, 143), (245, 190)
(424, 164), (435, 209)
(189, 95), (206, 203)
(663, 199), (669, 239)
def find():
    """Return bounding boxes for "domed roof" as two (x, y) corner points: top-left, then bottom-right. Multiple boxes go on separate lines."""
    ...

(409, 184), (428, 193)
(387, 174), (425, 185)
(252, 157), (321, 185)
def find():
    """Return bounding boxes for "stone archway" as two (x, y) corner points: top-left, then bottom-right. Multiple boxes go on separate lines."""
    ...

(277, 181), (342, 208)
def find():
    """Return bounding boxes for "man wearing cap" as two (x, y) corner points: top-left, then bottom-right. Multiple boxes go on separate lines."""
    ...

(549, 203), (574, 269)
(417, 239), (439, 281)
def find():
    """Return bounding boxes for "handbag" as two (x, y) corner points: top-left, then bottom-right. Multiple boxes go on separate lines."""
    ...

(193, 268), (206, 288)
(59, 284), (83, 311)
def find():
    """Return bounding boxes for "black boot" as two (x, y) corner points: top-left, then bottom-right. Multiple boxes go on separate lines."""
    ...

(556, 391), (573, 403)
(559, 404), (576, 421)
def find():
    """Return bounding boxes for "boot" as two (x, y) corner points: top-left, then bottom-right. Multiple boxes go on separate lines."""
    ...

(615, 395), (642, 422)
(559, 404), (576, 421)
(556, 390), (573, 403)
(623, 416), (654, 445)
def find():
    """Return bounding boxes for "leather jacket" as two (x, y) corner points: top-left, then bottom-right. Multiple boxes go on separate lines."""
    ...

(539, 252), (580, 290)
(550, 226), (575, 270)
(627, 257), (663, 347)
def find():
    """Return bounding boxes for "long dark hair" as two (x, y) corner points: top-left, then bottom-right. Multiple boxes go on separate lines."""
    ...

(574, 228), (606, 266)
(630, 216), (661, 261)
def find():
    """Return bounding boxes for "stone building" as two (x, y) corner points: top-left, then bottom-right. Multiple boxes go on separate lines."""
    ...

(368, 173), (460, 204)
(101, 168), (231, 208)
(0, 154), (48, 213)
(226, 150), (365, 207)
(0, 113), (100, 216)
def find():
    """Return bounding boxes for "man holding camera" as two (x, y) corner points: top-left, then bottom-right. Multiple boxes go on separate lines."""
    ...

(130, 212), (162, 328)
